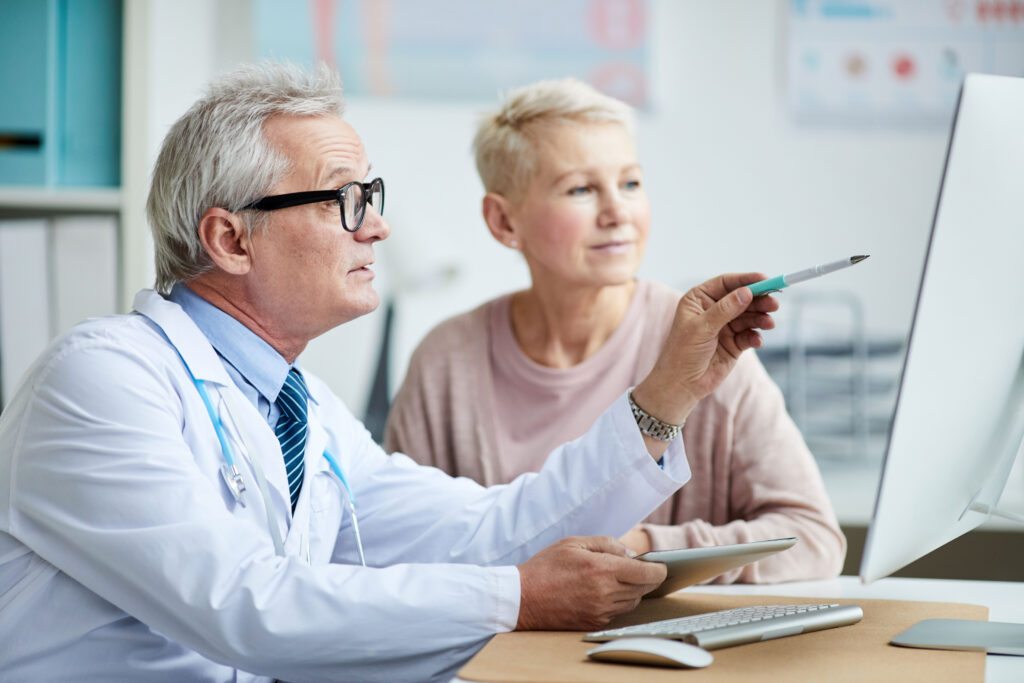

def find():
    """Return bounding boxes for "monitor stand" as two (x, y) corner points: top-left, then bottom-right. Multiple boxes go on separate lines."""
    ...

(891, 619), (1024, 656)
(894, 451), (1024, 657)
(967, 501), (1024, 525)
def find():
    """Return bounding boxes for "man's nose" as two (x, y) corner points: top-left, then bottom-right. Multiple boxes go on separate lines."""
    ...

(357, 204), (390, 242)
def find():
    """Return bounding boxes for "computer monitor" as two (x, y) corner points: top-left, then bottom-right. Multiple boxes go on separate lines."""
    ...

(859, 73), (1024, 651)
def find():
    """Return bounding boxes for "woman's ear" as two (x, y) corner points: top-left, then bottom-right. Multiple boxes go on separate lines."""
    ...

(197, 208), (253, 275)
(482, 193), (520, 250)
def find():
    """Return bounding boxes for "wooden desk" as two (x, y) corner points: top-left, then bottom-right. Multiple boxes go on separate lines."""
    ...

(457, 576), (1023, 683)
(697, 576), (1024, 683)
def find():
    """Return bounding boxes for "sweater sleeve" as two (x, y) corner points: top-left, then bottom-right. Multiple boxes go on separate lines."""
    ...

(640, 354), (847, 583)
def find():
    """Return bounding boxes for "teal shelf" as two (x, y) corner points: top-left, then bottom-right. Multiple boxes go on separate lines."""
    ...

(0, 0), (122, 187)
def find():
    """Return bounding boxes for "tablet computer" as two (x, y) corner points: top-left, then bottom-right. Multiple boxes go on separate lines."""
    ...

(637, 537), (798, 598)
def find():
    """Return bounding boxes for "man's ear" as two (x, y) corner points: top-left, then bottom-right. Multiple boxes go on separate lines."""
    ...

(197, 207), (253, 275)
(481, 193), (520, 249)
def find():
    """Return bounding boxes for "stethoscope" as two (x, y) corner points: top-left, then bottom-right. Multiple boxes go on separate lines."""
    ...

(183, 358), (367, 566)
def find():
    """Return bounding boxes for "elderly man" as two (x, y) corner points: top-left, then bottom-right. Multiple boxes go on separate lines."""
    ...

(0, 63), (775, 682)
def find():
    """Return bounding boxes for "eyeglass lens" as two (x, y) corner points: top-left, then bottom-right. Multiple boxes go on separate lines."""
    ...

(341, 179), (384, 231)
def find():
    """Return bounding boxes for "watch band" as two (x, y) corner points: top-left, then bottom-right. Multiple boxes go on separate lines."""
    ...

(628, 390), (684, 442)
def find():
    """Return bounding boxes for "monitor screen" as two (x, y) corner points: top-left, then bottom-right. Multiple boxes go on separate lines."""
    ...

(860, 73), (1024, 585)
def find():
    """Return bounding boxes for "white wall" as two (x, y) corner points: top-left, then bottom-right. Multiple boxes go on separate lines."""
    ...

(128, 0), (951, 418)
(641, 1), (945, 329)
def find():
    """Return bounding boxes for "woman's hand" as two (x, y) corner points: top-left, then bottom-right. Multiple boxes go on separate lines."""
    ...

(620, 525), (653, 555)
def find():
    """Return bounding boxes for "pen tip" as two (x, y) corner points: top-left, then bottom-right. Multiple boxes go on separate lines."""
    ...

(851, 254), (870, 263)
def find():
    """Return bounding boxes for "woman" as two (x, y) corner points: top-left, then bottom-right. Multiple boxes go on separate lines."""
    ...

(385, 78), (845, 583)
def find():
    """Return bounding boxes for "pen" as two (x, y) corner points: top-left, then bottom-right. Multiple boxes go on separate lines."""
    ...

(747, 255), (870, 296)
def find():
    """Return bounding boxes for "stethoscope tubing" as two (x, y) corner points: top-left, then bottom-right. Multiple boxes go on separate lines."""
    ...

(174, 347), (367, 566)
(194, 378), (237, 468)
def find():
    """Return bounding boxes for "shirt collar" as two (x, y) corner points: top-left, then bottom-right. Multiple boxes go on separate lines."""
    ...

(168, 283), (294, 403)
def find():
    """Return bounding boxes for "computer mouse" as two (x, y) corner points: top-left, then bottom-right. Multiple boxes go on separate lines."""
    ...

(586, 637), (714, 668)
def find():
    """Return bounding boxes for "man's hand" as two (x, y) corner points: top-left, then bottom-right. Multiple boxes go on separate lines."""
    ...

(515, 536), (667, 632)
(632, 273), (778, 441)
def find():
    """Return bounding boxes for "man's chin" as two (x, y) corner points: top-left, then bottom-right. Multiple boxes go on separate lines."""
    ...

(337, 291), (381, 325)
(364, 289), (381, 314)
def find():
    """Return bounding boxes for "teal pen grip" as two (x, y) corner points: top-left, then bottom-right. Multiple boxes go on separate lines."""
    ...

(747, 275), (787, 296)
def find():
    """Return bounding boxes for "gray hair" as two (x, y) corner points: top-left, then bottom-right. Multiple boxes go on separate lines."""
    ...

(472, 78), (635, 200)
(147, 61), (345, 293)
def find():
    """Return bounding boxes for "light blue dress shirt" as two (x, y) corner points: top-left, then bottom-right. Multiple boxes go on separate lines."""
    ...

(168, 283), (315, 427)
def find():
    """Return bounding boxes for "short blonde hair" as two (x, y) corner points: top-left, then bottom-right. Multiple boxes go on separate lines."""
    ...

(473, 78), (635, 199)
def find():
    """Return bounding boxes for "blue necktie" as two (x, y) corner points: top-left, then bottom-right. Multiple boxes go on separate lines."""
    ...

(275, 368), (308, 511)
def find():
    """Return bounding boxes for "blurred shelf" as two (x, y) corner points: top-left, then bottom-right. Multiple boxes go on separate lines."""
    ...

(756, 339), (905, 360)
(0, 187), (122, 214)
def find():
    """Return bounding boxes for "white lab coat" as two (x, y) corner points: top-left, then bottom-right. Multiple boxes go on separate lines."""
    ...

(0, 290), (689, 683)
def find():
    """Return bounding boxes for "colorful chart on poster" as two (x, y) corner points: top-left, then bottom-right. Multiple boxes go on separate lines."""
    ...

(788, 0), (1024, 124)
(255, 0), (649, 106)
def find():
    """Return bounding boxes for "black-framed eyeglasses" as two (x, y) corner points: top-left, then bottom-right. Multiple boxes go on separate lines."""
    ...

(242, 177), (385, 232)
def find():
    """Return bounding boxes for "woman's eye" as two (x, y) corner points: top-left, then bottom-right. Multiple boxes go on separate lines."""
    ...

(568, 186), (591, 196)
(623, 179), (641, 191)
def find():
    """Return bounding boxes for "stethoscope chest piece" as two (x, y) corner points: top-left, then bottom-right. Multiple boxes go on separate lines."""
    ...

(220, 464), (247, 507)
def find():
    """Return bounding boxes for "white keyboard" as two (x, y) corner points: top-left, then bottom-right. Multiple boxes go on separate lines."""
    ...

(584, 603), (863, 650)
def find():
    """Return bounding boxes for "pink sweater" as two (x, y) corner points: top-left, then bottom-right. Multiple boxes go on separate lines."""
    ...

(385, 279), (846, 582)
